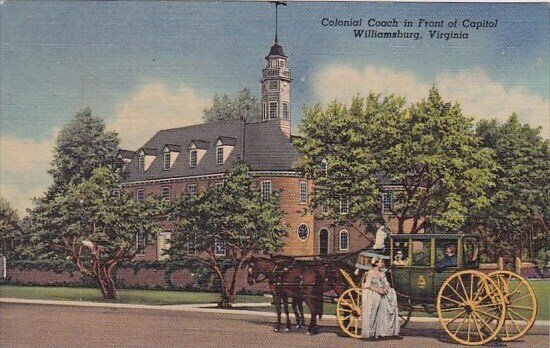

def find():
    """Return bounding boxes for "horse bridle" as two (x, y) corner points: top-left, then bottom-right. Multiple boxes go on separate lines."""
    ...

(250, 262), (281, 284)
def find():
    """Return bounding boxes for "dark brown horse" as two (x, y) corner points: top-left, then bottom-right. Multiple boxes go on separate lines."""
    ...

(247, 256), (324, 334)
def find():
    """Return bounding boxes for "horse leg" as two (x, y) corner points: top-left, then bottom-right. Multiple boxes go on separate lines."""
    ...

(291, 298), (301, 329)
(317, 298), (323, 320)
(282, 296), (291, 332)
(305, 297), (318, 335)
(298, 299), (305, 328)
(274, 293), (282, 332)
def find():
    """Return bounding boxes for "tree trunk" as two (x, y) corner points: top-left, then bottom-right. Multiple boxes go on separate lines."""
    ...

(226, 259), (246, 306)
(96, 266), (117, 300)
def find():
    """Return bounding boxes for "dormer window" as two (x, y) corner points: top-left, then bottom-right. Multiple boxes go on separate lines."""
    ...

(136, 148), (157, 172)
(138, 153), (145, 172)
(163, 152), (171, 171)
(216, 146), (224, 165)
(190, 150), (197, 167)
(214, 137), (236, 165)
(187, 140), (209, 168)
(161, 144), (180, 171)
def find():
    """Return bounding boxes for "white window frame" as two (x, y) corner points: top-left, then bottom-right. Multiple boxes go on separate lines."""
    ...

(299, 181), (308, 204)
(339, 230), (349, 251)
(261, 180), (272, 200)
(282, 102), (289, 120)
(215, 182), (224, 190)
(187, 184), (198, 196)
(382, 192), (393, 214)
(161, 187), (171, 201)
(215, 238), (227, 257)
(321, 204), (329, 215)
(340, 198), (349, 215)
(136, 189), (145, 203)
(189, 150), (197, 168)
(269, 102), (278, 120)
(297, 224), (309, 241)
(216, 146), (224, 165)
(136, 231), (146, 254)
(163, 152), (171, 171)
(138, 153), (145, 172)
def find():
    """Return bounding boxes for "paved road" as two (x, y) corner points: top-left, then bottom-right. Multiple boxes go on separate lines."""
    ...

(1, 303), (548, 347)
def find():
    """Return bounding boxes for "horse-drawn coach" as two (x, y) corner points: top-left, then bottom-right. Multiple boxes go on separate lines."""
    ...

(247, 233), (538, 346)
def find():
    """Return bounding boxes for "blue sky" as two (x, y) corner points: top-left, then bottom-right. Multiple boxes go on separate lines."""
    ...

(1, 1), (549, 213)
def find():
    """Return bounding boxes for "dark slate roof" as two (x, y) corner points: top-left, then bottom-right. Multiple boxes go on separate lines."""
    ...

(217, 136), (237, 146)
(164, 144), (182, 152)
(267, 43), (286, 57)
(125, 119), (246, 182)
(123, 119), (302, 183)
(118, 150), (135, 160)
(188, 140), (210, 150)
(244, 120), (301, 171)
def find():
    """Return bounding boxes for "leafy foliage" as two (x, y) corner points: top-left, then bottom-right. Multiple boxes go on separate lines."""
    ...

(0, 197), (23, 258)
(46, 107), (120, 198)
(294, 87), (496, 234)
(203, 88), (262, 123)
(169, 160), (286, 307)
(31, 168), (164, 299)
(473, 115), (549, 263)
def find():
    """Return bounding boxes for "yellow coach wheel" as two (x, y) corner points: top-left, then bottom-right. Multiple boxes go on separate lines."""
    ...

(337, 287), (362, 338)
(489, 270), (537, 341)
(437, 270), (506, 346)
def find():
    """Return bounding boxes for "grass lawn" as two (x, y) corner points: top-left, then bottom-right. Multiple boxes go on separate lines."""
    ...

(0, 285), (268, 305)
(1, 280), (548, 321)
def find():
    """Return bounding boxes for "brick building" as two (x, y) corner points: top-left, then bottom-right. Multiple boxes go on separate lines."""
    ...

(119, 38), (383, 261)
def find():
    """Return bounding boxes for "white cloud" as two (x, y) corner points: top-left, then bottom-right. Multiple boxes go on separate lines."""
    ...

(0, 133), (56, 214)
(108, 83), (211, 149)
(314, 65), (549, 138)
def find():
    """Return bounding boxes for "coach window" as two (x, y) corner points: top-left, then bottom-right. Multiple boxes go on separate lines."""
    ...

(297, 224), (309, 241)
(339, 230), (349, 251)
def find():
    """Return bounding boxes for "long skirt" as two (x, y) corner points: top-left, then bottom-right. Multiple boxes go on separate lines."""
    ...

(361, 288), (400, 338)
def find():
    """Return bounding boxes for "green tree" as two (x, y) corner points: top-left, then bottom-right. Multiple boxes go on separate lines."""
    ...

(203, 88), (262, 123)
(473, 115), (549, 263)
(0, 197), (22, 258)
(31, 168), (163, 299)
(169, 161), (286, 308)
(294, 87), (496, 234)
(46, 107), (120, 198)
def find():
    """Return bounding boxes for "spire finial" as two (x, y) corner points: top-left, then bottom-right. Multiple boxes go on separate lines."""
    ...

(270, 1), (287, 44)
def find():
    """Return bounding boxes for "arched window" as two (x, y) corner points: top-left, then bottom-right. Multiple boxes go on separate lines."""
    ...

(339, 230), (349, 251)
(297, 224), (309, 241)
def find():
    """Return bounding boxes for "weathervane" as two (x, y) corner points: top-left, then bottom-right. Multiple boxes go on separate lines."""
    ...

(269, 1), (287, 44)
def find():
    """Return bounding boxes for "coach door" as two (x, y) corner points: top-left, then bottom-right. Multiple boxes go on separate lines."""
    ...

(319, 229), (329, 255)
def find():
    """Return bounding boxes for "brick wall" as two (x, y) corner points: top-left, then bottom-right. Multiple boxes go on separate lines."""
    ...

(4, 263), (270, 293)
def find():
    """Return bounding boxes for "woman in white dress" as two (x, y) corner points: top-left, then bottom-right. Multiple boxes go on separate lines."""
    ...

(361, 256), (401, 339)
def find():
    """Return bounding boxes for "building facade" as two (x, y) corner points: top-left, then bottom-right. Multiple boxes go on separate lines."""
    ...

(119, 38), (384, 261)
